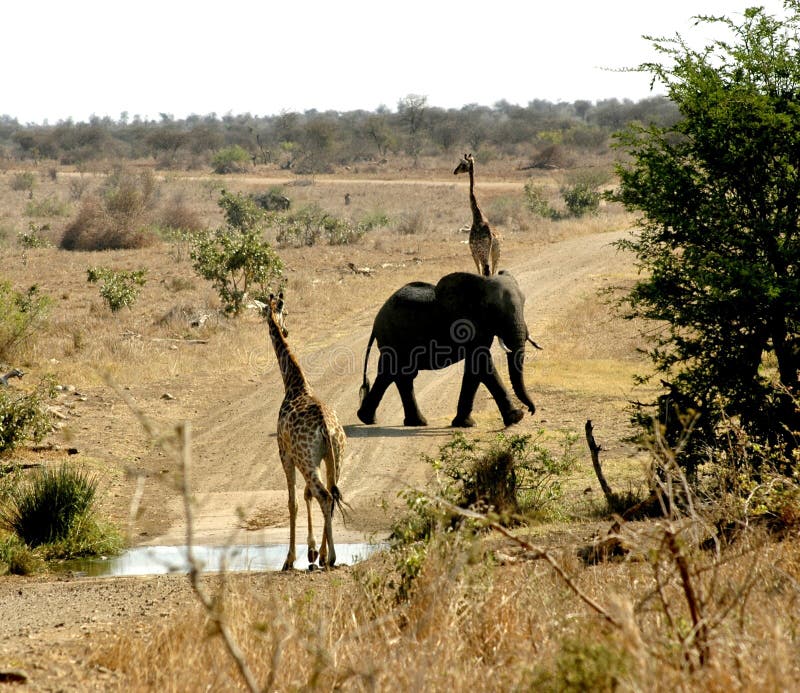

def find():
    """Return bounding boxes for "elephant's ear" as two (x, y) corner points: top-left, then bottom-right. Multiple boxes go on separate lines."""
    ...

(435, 272), (489, 321)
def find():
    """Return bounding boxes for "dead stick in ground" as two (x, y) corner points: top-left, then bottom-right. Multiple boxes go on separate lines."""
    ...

(585, 419), (615, 504)
(179, 422), (261, 693)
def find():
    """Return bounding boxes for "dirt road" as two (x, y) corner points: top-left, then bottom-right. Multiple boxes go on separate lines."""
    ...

(139, 227), (631, 548)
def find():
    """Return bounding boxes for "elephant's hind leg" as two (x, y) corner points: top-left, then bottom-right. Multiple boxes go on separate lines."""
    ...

(396, 375), (427, 426)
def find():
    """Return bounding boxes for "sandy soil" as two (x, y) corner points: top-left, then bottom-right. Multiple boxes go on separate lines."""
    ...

(0, 225), (636, 690)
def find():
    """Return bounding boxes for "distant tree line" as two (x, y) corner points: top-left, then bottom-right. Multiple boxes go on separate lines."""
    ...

(0, 95), (678, 172)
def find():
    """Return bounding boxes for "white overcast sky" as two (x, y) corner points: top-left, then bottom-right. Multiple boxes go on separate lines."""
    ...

(2, 1), (793, 124)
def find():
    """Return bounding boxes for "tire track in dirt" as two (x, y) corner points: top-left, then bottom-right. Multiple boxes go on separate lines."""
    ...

(143, 228), (630, 546)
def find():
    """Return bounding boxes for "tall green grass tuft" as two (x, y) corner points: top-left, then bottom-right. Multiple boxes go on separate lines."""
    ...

(0, 464), (122, 558)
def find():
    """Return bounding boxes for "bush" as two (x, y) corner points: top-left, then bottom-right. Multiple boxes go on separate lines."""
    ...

(191, 191), (283, 314)
(529, 637), (630, 692)
(561, 181), (600, 217)
(0, 281), (51, 361)
(86, 267), (147, 312)
(523, 181), (559, 220)
(430, 431), (578, 520)
(273, 204), (367, 247)
(251, 187), (291, 211)
(10, 171), (34, 193)
(395, 210), (427, 235)
(358, 209), (391, 231)
(18, 223), (53, 249)
(24, 195), (69, 218)
(0, 379), (55, 453)
(390, 430), (578, 554)
(160, 192), (204, 232)
(0, 464), (122, 559)
(0, 533), (42, 575)
(211, 145), (251, 174)
(60, 169), (159, 250)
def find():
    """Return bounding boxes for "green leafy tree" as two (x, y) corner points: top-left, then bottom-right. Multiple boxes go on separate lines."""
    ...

(191, 191), (283, 314)
(611, 4), (800, 471)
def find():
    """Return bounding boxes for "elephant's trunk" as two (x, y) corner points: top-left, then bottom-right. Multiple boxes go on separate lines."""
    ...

(507, 348), (536, 415)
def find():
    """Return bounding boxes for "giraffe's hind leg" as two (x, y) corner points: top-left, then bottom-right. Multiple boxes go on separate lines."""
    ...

(280, 455), (298, 571)
(304, 485), (319, 566)
(306, 477), (336, 568)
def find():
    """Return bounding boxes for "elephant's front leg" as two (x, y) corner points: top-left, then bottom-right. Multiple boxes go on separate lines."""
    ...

(396, 374), (427, 426)
(480, 360), (524, 427)
(452, 369), (480, 427)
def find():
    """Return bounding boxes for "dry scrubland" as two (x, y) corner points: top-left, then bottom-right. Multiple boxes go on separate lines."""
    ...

(1, 157), (798, 691)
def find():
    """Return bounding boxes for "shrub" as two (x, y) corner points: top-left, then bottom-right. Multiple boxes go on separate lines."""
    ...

(191, 191), (283, 314)
(251, 187), (291, 211)
(160, 192), (204, 232)
(10, 171), (34, 193)
(561, 182), (600, 217)
(523, 181), (559, 220)
(25, 195), (69, 218)
(211, 145), (251, 174)
(358, 209), (390, 231)
(86, 267), (147, 312)
(273, 204), (367, 247)
(18, 223), (53, 249)
(529, 637), (630, 692)
(60, 169), (159, 250)
(0, 533), (42, 575)
(395, 210), (427, 235)
(430, 430), (578, 520)
(0, 281), (51, 361)
(0, 464), (122, 558)
(0, 378), (55, 453)
(390, 430), (578, 556)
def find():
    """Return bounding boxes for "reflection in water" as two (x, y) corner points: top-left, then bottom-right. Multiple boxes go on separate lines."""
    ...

(60, 543), (385, 577)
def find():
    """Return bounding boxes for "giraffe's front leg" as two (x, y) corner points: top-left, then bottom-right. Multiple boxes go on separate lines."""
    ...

(304, 485), (319, 567)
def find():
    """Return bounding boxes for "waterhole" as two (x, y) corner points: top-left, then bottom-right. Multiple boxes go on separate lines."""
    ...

(59, 543), (385, 577)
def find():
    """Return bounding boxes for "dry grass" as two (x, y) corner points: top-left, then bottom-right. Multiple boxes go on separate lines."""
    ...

(93, 530), (800, 691)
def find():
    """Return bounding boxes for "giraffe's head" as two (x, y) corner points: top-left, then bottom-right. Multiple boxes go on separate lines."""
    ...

(453, 153), (474, 176)
(267, 292), (289, 337)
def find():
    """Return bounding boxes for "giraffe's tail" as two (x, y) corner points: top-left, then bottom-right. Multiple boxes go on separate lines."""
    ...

(330, 484), (351, 526)
(359, 331), (376, 404)
(482, 263), (491, 276)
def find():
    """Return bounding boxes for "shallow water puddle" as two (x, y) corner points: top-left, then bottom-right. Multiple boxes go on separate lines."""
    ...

(60, 543), (385, 577)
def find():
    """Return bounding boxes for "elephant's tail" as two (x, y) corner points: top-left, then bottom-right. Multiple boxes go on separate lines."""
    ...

(359, 331), (375, 404)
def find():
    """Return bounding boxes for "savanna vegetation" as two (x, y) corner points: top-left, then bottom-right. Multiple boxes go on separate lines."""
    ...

(1, 3), (800, 690)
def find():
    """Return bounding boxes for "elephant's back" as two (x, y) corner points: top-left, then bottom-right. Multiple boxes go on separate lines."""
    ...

(393, 281), (436, 304)
(373, 281), (441, 341)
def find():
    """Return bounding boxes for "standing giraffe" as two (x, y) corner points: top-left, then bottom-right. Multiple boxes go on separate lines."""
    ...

(265, 292), (346, 570)
(454, 153), (501, 276)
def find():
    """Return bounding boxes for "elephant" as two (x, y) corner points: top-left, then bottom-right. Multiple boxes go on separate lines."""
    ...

(356, 270), (540, 428)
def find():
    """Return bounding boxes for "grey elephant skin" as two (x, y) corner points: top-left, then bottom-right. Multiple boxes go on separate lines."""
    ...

(357, 271), (537, 428)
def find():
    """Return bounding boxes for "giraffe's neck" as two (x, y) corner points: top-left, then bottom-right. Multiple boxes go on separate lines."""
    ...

(268, 314), (310, 397)
(468, 164), (486, 225)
